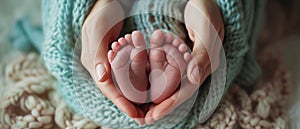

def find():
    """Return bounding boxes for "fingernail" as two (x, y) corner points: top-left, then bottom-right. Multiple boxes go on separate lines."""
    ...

(96, 64), (107, 81)
(191, 66), (201, 84)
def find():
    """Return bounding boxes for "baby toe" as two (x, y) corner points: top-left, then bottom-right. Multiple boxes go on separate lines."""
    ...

(150, 30), (165, 48)
(125, 34), (133, 44)
(112, 41), (121, 51)
(172, 38), (181, 47)
(108, 50), (115, 63)
(165, 33), (174, 43)
(184, 53), (192, 62)
(132, 31), (146, 49)
(118, 38), (128, 46)
(178, 44), (188, 53)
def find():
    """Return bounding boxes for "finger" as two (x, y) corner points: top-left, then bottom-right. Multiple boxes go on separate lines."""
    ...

(81, 22), (111, 82)
(152, 98), (176, 121)
(96, 80), (138, 118)
(145, 67), (213, 124)
(184, 1), (223, 85)
(146, 80), (198, 123)
(199, 65), (214, 85)
(186, 40), (220, 86)
(186, 38), (210, 85)
(94, 20), (123, 82)
(184, 0), (224, 41)
(82, 0), (124, 81)
(134, 108), (146, 126)
(145, 107), (155, 125)
(81, 0), (138, 120)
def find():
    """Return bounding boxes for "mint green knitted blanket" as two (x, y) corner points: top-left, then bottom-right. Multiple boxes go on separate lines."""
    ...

(42, 0), (264, 128)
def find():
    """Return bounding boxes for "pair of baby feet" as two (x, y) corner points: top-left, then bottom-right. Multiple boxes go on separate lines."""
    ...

(108, 30), (193, 104)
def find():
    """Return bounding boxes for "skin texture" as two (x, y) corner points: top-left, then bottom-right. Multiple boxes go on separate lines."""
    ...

(149, 30), (191, 103)
(108, 29), (192, 104)
(81, 0), (145, 124)
(144, 0), (224, 124)
(81, 0), (224, 125)
(108, 31), (148, 104)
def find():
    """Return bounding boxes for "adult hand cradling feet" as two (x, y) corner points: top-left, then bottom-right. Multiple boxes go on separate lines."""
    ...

(144, 0), (225, 124)
(41, 0), (263, 127)
(81, 0), (145, 124)
(81, 0), (225, 126)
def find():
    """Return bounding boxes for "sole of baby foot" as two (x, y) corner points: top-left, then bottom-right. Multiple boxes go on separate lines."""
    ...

(149, 30), (192, 104)
(108, 31), (148, 104)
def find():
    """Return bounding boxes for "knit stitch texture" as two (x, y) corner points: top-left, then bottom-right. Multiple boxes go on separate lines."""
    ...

(42, 0), (263, 128)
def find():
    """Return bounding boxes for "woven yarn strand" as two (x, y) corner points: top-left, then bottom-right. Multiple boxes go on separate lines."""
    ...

(0, 45), (290, 129)
(0, 53), (98, 129)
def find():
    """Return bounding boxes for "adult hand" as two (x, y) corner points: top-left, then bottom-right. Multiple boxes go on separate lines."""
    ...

(81, 0), (145, 124)
(144, 0), (224, 124)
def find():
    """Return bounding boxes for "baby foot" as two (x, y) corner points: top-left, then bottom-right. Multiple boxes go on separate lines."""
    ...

(108, 31), (148, 103)
(149, 30), (192, 103)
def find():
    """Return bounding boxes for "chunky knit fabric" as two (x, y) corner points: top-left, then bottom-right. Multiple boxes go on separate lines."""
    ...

(42, 0), (263, 128)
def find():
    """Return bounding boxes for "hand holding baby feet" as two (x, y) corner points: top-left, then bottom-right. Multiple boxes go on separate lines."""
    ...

(81, 0), (145, 124)
(145, 0), (225, 124)
(108, 30), (194, 125)
(145, 30), (197, 124)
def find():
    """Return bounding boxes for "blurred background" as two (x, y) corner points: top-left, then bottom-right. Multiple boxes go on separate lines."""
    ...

(0, 0), (299, 128)
(0, 0), (41, 71)
(259, 2), (300, 127)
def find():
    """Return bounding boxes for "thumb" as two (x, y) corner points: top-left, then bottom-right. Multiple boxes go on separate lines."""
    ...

(186, 37), (210, 85)
(93, 19), (123, 82)
(81, 0), (124, 82)
(94, 38), (111, 82)
(81, 21), (112, 82)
